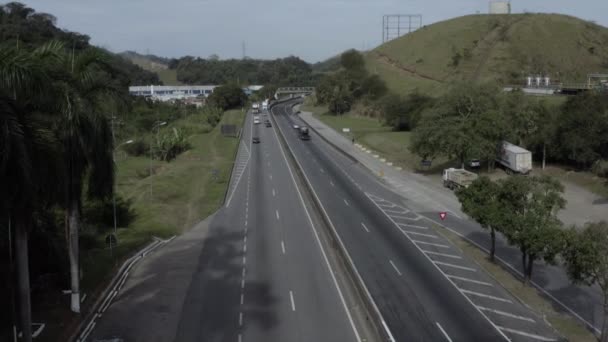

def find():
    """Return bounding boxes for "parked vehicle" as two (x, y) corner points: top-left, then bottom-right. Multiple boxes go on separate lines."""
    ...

(468, 159), (481, 169)
(299, 126), (310, 140)
(443, 168), (478, 190)
(496, 141), (532, 174)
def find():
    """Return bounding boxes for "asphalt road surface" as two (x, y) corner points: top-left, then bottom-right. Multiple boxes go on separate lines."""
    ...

(272, 100), (559, 342)
(90, 111), (359, 342)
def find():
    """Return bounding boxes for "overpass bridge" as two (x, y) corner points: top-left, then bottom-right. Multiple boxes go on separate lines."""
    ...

(275, 87), (315, 99)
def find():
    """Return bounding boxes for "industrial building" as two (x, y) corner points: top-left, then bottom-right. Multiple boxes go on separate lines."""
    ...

(128, 85), (264, 102)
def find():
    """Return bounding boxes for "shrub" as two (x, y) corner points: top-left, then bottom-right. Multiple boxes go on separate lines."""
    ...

(123, 139), (148, 156)
(155, 127), (191, 161)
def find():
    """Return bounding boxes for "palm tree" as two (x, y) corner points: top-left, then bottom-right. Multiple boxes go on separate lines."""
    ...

(0, 42), (63, 342)
(52, 47), (117, 313)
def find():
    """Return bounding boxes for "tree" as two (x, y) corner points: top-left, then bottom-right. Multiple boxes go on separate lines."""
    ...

(379, 92), (434, 131)
(0, 42), (64, 342)
(340, 49), (365, 72)
(455, 177), (502, 261)
(499, 175), (565, 283)
(564, 221), (608, 342)
(327, 86), (353, 115)
(207, 84), (246, 110)
(410, 83), (503, 168)
(52, 47), (117, 313)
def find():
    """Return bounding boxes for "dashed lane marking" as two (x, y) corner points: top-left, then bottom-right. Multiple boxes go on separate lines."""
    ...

(461, 289), (512, 303)
(281, 241), (286, 254)
(389, 260), (402, 276)
(361, 223), (370, 233)
(344, 199), (350, 206)
(239, 312), (243, 326)
(289, 291), (296, 311)
(436, 322), (453, 342)
(275, 210), (280, 220)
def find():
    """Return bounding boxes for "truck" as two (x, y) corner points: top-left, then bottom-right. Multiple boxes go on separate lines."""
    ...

(496, 141), (532, 174)
(262, 100), (268, 111)
(299, 126), (310, 140)
(252, 103), (260, 114)
(442, 168), (478, 190)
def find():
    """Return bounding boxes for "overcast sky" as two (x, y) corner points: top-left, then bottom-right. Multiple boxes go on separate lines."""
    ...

(18, 0), (608, 62)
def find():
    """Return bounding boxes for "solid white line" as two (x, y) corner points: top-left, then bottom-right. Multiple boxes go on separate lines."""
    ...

(436, 322), (453, 342)
(446, 275), (492, 287)
(422, 250), (462, 259)
(461, 289), (512, 303)
(389, 260), (402, 276)
(476, 306), (535, 322)
(289, 290), (296, 311)
(434, 261), (477, 272)
(398, 223), (428, 230)
(361, 223), (370, 233)
(412, 240), (450, 248)
(239, 312), (243, 326)
(382, 320), (396, 342)
(402, 231), (437, 239)
(281, 241), (286, 254)
(270, 105), (362, 341)
(496, 326), (557, 341)
(344, 199), (350, 206)
(275, 210), (280, 220)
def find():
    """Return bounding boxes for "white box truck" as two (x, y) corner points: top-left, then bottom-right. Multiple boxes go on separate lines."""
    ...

(252, 103), (260, 114)
(496, 141), (532, 174)
(443, 168), (478, 190)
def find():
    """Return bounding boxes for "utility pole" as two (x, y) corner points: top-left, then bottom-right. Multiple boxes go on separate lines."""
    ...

(242, 41), (246, 59)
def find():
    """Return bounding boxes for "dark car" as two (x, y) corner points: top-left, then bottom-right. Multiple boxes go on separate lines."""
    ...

(265, 122), (272, 127)
(252, 137), (260, 144)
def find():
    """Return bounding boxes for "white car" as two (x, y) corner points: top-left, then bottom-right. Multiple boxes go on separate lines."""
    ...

(254, 119), (261, 125)
(293, 124), (299, 129)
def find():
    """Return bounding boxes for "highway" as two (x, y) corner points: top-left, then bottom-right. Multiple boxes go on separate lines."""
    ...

(89, 111), (360, 342)
(272, 100), (559, 342)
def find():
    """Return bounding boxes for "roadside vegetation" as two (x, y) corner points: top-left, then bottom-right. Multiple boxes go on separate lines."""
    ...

(0, 3), (248, 341)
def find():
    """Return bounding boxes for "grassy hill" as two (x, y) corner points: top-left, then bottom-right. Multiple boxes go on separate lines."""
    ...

(366, 13), (608, 95)
(120, 51), (182, 85)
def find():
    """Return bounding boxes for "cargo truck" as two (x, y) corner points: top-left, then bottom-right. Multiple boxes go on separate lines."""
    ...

(442, 168), (478, 190)
(252, 103), (260, 114)
(496, 141), (532, 174)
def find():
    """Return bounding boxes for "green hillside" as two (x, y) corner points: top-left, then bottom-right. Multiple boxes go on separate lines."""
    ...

(366, 14), (608, 95)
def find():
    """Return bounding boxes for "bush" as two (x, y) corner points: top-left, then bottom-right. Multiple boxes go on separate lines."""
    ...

(83, 195), (137, 232)
(155, 127), (191, 161)
(207, 84), (246, 110)
(123, 139), (148, 156)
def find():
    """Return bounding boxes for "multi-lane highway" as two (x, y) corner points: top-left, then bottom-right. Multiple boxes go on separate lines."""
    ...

(271, 100), (559, 342)
(89, 110), (361, 342)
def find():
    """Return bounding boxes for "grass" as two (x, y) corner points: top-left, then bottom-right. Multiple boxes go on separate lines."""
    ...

(80, 108), (244, 292)
(537, 165), (608, 199)
(157, 68), (181, 85)
(435, 225), (598, 342)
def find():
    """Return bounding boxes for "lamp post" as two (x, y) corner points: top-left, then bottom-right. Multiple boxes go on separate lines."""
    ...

(149, 121), (167, 198)
(113, 139), (134, 235)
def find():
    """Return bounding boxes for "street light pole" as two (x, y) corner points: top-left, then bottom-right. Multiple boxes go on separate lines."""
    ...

(149, 121), (166, 199)
(112, 139), (133, 235)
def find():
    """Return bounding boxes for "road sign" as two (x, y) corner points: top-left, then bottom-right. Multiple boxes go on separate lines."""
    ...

(105, 233), (118, 246)
(439, 212), (447, 220)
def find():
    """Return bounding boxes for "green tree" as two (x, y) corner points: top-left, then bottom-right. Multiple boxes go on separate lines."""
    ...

(52, 47), (118, 313)
(410, 83), (503, 168)
(340, 49), (365, 72)
(0, 41), (64, 342)
(207, 84), (246, 110)
(380, 92), (434, 131)
(563, 221), (608, 342)
(327, 86), (353, 115)
(499, 175), (565, 283)
(455, 177), (502, 261)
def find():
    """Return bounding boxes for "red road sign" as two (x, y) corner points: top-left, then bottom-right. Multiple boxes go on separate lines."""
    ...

(439, 212), (447, 220)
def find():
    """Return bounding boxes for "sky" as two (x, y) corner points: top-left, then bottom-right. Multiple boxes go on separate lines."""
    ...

(18, 0), (608, 63)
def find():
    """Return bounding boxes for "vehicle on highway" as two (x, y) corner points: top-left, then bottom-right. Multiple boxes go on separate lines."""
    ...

(252, 136), (260, 144)
(293, 124), (299, 129)
(254, 119), (260, 124)
(496, 141), (532, 174)
(252, 103), (260, 114)
(262, 100), (268, 110)
(299, 126), (310, 140)
(265, 122), (272, 127)
(442, 168), (478, 190)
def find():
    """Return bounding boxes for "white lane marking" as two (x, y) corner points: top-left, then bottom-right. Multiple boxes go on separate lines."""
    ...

(241, 278), (245, 289)
(245, 220), (248, 227)
(269, 174), (273, 180)
(330, 181), (335, 187)
(389, 260), (402, 276)
(289, 290), (296, 311)
(226, 116), (253, 208)
(402, 231), (437, 239)
(422, 250), (462, 259)
(412, 240), (450, 248)
(461, 289), (512, 303)
(477, 306), (535, 323)
(239, 312), (243, 326)
(436, 322), (453, 342)
(242, 256), (247, 265)
(446, 275), (492, 287)
(272, 188), (276, 197)
(275, 210), (280, 220)
(243, 236), (247, 244)
(384, 209), (409, 215)
(238, 333), (242, 342)
(434, 261), (476, 272)
(496, 326), (557, 341)
(361, 223), (370, 233)
(271, 105), (362, 341)
(378, 203), (397, 208)
(243, 244), (247, 253)
(281, 241), (286, 254)
(320, 168), (325, 173)
(382, 320), (396, 342)
(398, 223), (428, 230)
(344, 199), (350, 206)
(389, 214), (421, 221)
(240, 293), (244, 305)
(242, 268), (246, 278)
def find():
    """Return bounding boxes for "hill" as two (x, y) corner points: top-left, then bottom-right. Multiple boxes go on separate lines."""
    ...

(365, 13), (608, 95)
